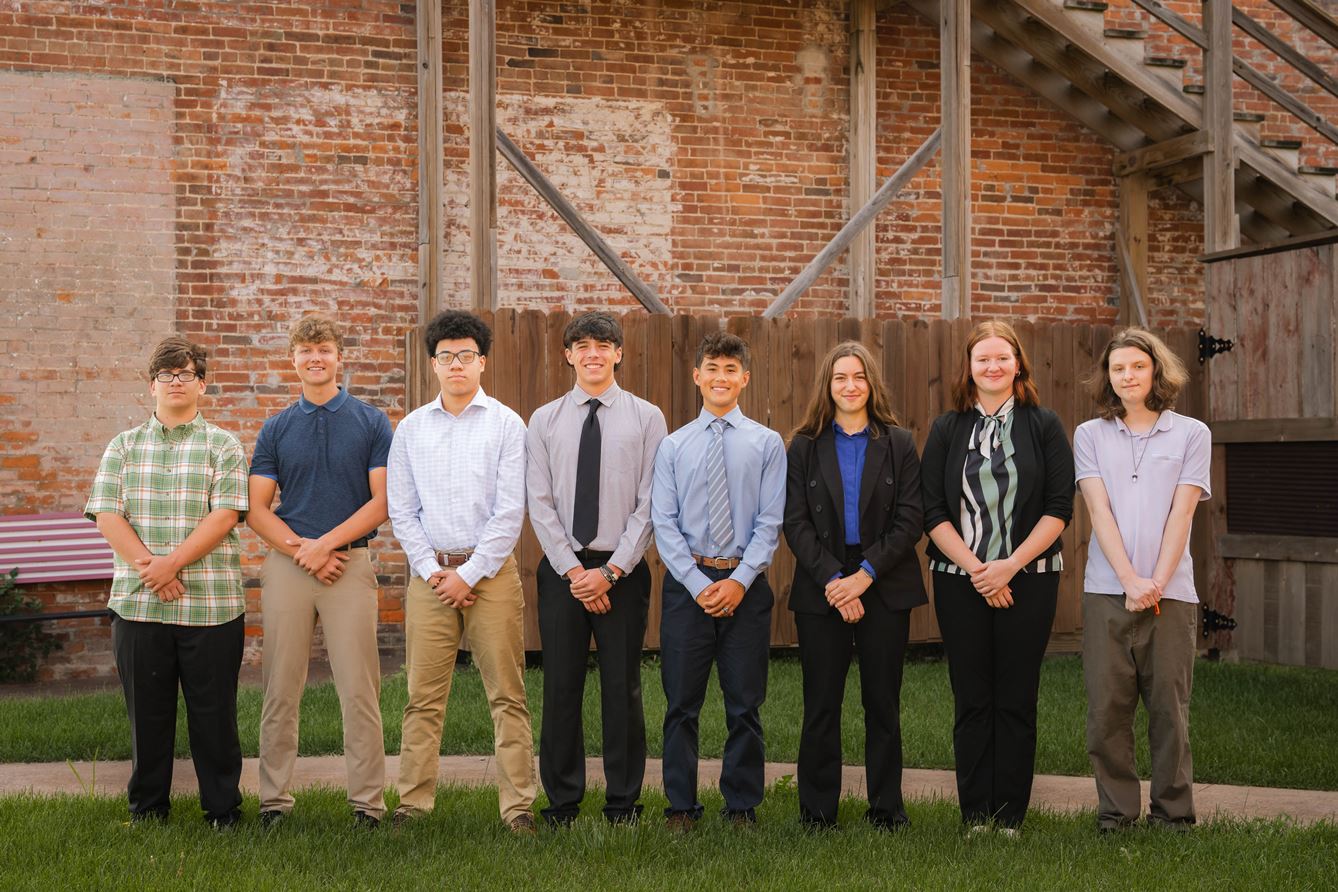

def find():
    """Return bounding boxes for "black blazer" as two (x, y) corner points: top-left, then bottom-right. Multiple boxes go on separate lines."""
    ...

(784, 423), (928, 615)
(919, 404), (1075, 568)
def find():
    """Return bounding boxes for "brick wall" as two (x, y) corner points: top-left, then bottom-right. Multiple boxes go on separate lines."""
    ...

(0, 0), (1325, 678)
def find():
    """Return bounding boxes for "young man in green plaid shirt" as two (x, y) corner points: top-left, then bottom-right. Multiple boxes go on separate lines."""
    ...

(86, 336), (249, 828)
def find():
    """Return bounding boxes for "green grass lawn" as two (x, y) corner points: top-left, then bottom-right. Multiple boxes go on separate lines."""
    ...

(1, 785), (1333, 892)
(3, 655), (1336, 790)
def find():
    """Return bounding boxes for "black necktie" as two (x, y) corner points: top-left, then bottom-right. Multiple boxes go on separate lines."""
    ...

(572, 399), (601, 547)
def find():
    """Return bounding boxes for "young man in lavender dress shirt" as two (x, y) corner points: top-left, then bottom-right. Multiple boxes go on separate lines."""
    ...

(527, 311), (667, 826)
(387, 310), (536, 833)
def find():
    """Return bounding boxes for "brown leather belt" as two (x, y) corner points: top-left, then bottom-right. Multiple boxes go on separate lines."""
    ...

(435, 549), (475, 568)
(693, 554), (741, 570)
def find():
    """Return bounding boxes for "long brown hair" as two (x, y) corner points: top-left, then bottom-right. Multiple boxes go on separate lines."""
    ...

(792, 341), (901, 441)
(1085, 327), (1189, 420)
(950, 320), (1041, 412)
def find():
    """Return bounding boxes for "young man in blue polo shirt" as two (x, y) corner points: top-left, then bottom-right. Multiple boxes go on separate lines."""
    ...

(652, 331), (786, 830)
(247, 315), (393, 829)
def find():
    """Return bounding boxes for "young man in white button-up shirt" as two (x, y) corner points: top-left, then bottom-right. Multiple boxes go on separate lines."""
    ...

(387, 310), (536, 833)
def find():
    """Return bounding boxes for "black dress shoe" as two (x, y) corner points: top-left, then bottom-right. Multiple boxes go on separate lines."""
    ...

(352, 810), (381, 830)
(259, 810), (285, 829)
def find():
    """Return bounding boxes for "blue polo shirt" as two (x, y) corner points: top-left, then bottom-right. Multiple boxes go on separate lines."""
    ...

(250, 388), (393, 541)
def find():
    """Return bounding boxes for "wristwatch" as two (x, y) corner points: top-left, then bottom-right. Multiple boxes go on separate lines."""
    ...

(599, 564), (620, 586)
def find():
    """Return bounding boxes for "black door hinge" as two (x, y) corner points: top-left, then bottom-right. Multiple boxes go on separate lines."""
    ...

(1198, 329), (1234, 364)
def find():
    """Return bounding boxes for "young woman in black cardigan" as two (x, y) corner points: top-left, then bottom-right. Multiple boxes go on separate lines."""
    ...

(920, 320), (1074, 835)
(783, 341), (926, 830)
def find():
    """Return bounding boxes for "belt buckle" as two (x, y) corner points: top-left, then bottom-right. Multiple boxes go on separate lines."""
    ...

(438, 550), (471, 568)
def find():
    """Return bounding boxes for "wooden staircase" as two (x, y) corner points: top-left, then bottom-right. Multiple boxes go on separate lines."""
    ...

(903, 0), (1338, 244)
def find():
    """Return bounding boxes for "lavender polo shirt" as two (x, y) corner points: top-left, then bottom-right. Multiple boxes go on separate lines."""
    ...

(1073, 411), (1211, 603)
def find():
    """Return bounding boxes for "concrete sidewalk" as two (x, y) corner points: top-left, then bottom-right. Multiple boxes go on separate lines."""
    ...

(4, 755), (1336, 826)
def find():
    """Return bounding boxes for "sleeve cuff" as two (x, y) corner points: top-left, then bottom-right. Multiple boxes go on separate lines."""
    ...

(412, 558), (440, 582)
(729, 563), (760, 592)
(684, 567), (714, 599)
(859, 560), (877, 580)
(456, 561), (485, 589)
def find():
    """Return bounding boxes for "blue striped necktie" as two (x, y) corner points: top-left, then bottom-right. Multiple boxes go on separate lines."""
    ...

(706, 417), (734, 554)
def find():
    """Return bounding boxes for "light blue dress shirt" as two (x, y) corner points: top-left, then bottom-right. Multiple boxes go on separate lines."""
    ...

(652, 406), (786, 599)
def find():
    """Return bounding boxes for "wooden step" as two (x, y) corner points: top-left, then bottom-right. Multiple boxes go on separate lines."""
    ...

(1103, 28), (1147, 39)
(1298, 166), (1338, 199)
(1144, 56), (1187, 69)
(1261, 138), (1303, 171)
(1063, 0), (1108, 10)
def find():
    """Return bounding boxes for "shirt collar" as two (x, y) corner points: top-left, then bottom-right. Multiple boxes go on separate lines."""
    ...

(832, 420), (869, 439)
(1114, 411), (1174, 436)
(697, 405), (744, 430)
(431, 386), (491, 417)
(149, 412), (204, 437)
(299, 387), (349, 415)
(570, 381), (622, 408)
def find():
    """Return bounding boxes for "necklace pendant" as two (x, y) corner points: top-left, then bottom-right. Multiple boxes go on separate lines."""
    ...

(1132, 473), (1139, 482)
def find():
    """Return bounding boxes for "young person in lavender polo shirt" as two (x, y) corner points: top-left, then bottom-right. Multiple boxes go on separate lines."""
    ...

(1074, 327), (1211, 833)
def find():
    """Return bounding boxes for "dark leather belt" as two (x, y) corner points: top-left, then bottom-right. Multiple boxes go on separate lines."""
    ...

(335, 538), (370, 552)
(435, 549), (475, 568)
(693, 554), (741, 570)
(574, 548), (614, 564)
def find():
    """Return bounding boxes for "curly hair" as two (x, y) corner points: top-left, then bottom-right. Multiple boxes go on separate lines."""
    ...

(1086, 327), (1189, 419)
(423, 310), (492, 358)
(289, 314), (343, 352)
(695, 331), (750, 370)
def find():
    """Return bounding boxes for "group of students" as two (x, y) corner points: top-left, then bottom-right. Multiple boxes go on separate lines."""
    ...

(86, 309), (1209, 837)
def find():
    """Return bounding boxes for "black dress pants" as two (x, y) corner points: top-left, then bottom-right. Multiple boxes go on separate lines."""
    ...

(659, 567), (772, 818)
(537, 555), (650, 822)
(111, 614), (244, 823)
(795, 583), (911, 827)
(932, 570), (1058, 828)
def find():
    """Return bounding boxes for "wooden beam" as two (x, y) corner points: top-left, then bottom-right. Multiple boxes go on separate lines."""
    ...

(1233, 56), (1338, 147)
(940, 0), (970, 320)
(495, 129), (671, 316)
(469, 0), (497, 311)
(762, 128), (942, 319)
(1113, 131), (1212, 177)
(1201, 228), (1338, 263)
(1116, 173), (1150, 327)
(1234, 6), (1338, 102)
(1203, 0), (1237, 253)
(1269, 0), (1338, 52)
(1208, 416), (1338, 442)
(849, 0), (878, 319)
(416, 0), (443, 323)
(1219, 534), (1338, 563)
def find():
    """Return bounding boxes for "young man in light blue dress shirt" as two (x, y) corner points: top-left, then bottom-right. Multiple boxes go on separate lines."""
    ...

(651, 331), (786, 830)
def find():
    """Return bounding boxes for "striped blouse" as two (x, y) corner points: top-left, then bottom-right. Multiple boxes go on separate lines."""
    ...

(929, 398), (1062, 576)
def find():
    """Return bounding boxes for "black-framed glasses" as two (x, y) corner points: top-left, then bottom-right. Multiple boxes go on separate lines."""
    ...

(433, 350), (479, 366)
(154, 371), (200, 383)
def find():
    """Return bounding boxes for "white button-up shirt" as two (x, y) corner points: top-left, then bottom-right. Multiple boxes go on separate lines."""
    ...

(387, 387), (527, 587)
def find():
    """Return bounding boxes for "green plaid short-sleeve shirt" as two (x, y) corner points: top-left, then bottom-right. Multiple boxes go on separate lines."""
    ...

(84, 413), (249, 626)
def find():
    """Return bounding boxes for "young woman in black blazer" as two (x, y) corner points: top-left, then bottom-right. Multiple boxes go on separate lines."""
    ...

(783, 341), (926, 830)
(920, 320), (1074, 835)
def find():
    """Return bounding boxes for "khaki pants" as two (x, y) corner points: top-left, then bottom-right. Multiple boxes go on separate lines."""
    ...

(259, 548), (386, 818)
(1083, 593), (1197, 828)
(396, 555), (535, 822)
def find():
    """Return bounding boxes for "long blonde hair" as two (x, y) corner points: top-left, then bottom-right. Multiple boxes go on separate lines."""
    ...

(792, 341), (901, 441)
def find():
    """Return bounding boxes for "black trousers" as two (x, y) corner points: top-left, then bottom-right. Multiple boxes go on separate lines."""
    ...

(111, 614), (244, 823)
(660, 567), (772, 818)
(537, 555), (650, 821)
(932, 570), (1058, 828)
(795, 556), (911, 827)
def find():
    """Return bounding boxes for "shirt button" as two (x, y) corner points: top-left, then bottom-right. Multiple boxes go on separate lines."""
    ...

(815, 504), (822, 512)
(809, 480), (816, 488)
(885, 477), (894, 485)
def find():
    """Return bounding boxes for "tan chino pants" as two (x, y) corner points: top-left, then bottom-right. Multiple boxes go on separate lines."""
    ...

(396, 555), (535, 823)
(259, 548), (387, 818)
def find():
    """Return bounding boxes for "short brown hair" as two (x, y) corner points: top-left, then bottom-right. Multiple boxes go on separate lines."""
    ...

(695, 331), (750, 370)
(1086, 327), (1189, 420)
(950, 320), (1040, 412)
(289, 314), (343, 352)
(148, 335), (208, 381)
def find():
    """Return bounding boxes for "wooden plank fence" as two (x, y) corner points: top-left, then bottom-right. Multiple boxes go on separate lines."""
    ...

(406, 311), (1207, 653)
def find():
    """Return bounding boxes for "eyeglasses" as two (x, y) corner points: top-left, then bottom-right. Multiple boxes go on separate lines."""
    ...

(154, 371), (200, 383)
(432, 350), (479, 366)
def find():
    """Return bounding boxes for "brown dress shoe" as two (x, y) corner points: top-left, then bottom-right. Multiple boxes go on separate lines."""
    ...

(509, 813), (538, 835)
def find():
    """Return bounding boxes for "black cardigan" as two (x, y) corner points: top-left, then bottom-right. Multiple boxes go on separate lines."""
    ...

(919, 404), (1075, 568)
(783, 423), (929, 615)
